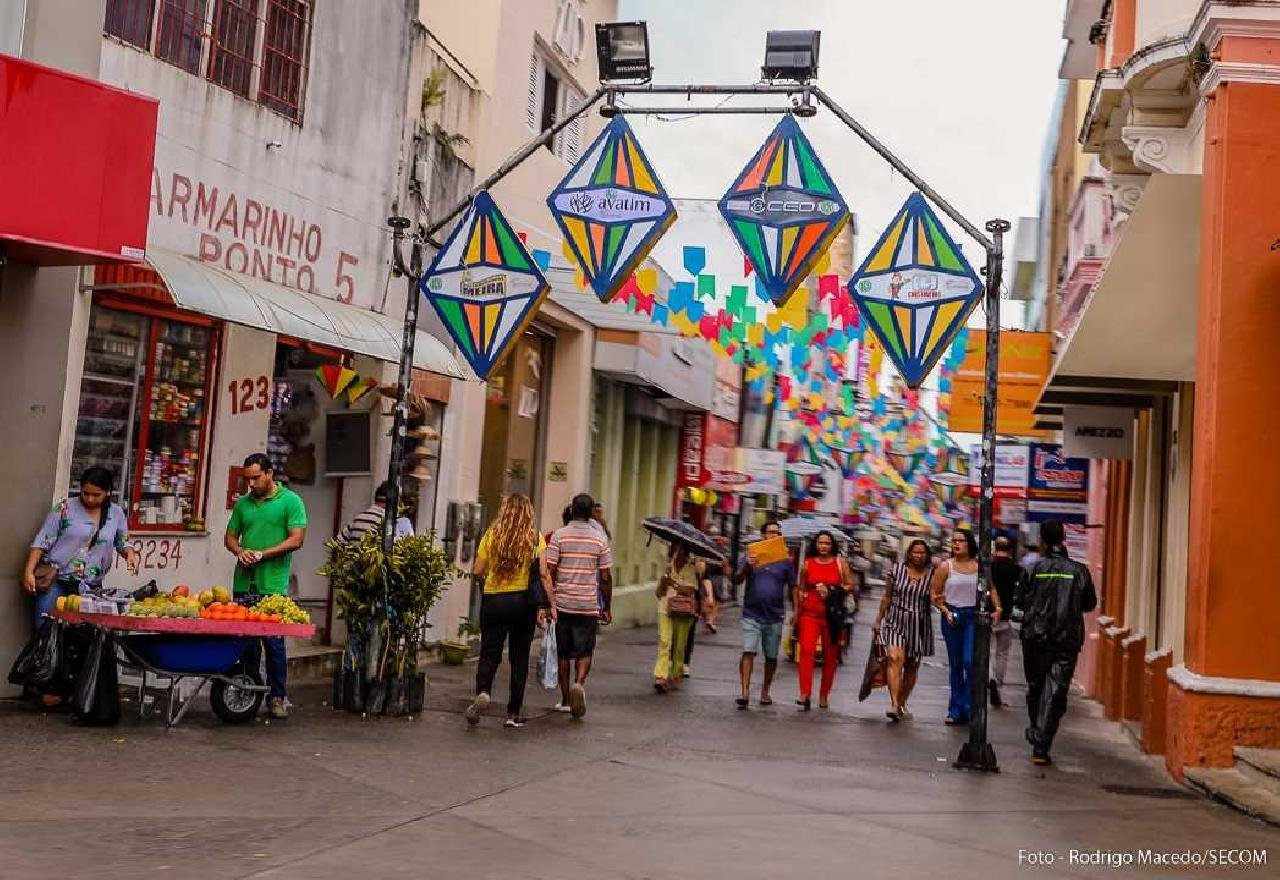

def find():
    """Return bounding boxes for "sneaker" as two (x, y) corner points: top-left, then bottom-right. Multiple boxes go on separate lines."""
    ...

(552, 702), (572, 713)
(682, 665), (692, 678)
(465, 692), (490, 726)
(268, 697), (289, 719)
(1031, 750), (1052, 766)
(898, 706), (914, 721)
(568, 683), (587, 719)
(504, 717), (526, 729)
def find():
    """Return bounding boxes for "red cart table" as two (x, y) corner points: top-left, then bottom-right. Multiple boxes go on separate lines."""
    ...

(52, 611), (316, 726)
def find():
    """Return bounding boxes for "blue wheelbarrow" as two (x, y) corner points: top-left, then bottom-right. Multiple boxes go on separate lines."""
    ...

(117, 634), (266, 727)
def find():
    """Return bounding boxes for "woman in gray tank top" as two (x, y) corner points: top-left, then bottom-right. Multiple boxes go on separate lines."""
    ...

(930, 529), (1002, 725)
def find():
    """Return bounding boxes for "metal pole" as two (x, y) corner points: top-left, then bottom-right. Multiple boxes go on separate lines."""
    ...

(382, 217), (421, 562)
(811, 87), (992, 250)
(423, 87), (608, 240)
(955, 219), (1009, 773)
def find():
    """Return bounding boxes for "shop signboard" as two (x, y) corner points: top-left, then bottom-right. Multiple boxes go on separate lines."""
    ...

(1063, 405), (1134, 460)
(949, 331), (1052, 437)
(1026, 443), (1089, 524)
(677, 412), (706, 488)
(967, 444), (1030, 488)
(706, 447), (786, 495)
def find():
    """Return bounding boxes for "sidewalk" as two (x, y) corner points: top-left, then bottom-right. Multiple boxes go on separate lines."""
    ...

(0, 593), (1275, 879)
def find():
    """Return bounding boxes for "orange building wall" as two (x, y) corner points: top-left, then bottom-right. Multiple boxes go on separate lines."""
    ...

(1185, 81), (1280, 684)
(1108, 0), (1137, 67)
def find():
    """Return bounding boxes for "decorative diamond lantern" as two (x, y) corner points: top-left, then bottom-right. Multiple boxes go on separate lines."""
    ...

(547, 115), (676, 303)
(717, 114), (850, 307)
(847, 192), (983, 388)
(418, 191), (549, 380)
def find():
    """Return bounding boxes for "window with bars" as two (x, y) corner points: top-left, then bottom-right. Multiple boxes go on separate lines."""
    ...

(259, 0), (312, 121)
(102, 0), (312, 124)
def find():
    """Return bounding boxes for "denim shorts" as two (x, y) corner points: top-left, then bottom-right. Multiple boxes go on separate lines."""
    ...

(742, 618), (783, 659)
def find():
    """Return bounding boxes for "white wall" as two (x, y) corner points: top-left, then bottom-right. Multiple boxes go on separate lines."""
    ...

(1136, 0), (1201, 48)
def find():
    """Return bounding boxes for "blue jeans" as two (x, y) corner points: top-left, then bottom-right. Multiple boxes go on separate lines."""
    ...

(245, 637), (288, 699)
(941, 604), (976, 721)
(32, 579), (77, 630)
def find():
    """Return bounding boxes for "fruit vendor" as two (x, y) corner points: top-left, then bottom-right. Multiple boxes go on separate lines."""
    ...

(224, 452), (307, 720)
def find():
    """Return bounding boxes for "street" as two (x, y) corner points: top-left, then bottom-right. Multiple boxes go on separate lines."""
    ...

(1, 598), (1274, 880)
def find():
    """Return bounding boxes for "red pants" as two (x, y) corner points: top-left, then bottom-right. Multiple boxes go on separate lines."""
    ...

(796, 613), (838, 701)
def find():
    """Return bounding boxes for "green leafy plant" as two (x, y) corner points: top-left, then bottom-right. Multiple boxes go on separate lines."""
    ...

(321, 528), (450, 680)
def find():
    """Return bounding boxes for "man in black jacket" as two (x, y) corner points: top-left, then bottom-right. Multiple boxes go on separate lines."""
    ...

(1017, 520), (1097, 765)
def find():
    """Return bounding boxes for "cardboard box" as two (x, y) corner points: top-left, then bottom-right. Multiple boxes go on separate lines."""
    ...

(748, 536), (790, 567)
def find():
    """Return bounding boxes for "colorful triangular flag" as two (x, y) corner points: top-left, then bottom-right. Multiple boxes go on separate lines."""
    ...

(846, 192), (983, 388)
(419, 191), (550, 380)
(547, 116), (676, 303)
(717, 115), (850, 308)
(315, 364), (358, 399)
(345, 376), (379, 405)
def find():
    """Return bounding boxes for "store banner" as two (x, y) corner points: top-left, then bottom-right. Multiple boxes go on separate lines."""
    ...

(706, 447), (786, 496)
(949, 331), (1052, 437)
(1063, 405), (1134, 460)
(1026, 443), (1089, 524)
(967, 443), (1030, 488)
(677, 412), (706, 488)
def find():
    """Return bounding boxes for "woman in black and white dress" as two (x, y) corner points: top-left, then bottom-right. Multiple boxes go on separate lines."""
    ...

(872, 539), (935, 721)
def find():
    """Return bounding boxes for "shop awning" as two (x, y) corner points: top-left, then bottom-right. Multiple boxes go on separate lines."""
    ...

(1037, 174), (1199, 421)
(142, 249), (463, 378)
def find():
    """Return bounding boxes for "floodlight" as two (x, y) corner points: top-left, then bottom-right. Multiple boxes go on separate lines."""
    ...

(596, 21), (651, 82)
(761, 30), (820, 82)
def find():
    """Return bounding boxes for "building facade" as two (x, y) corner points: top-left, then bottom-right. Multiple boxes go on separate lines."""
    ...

(1037, 0), (1280, 784)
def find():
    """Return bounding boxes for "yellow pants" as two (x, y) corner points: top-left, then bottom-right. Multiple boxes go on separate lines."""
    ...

(653, 611), (694, 681)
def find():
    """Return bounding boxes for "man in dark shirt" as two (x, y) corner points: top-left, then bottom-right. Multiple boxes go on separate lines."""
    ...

(987, 536), (1026, 708)
(1019, 519), (1098, 765)
(732, 520), (795, 709)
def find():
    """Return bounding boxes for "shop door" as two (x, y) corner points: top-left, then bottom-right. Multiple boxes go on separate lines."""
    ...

(478, 329), (553, 528)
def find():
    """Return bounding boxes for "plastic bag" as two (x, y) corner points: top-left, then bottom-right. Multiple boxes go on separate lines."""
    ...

(8, 619), (62, 690)
(537, 624), (558, 690)
(858, 636), (887, 702)
(72, 629), (120, 726)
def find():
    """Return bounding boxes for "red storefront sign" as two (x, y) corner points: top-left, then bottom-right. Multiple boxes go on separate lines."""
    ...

(679, 412), (740, 487)
(0, 54), (158, 265)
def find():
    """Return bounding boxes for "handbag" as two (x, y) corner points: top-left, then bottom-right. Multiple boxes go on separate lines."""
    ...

(527, 551), (550, 609)
(662, 569), (698, 618)
(857, 635), (887, 702)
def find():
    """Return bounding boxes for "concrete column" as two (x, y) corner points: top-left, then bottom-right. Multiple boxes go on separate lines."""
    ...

(1173, 69), (1280, 774)
(1143, 649), (1173, 755)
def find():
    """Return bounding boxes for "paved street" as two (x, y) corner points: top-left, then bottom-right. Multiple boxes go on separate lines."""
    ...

(1, 598), (1275, 879)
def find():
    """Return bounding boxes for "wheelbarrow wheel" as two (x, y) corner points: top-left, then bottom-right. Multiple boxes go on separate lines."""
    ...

(211, 669), (264, 724)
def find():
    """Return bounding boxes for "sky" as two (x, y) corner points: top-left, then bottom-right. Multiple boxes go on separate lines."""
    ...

(615, 0), (1066, 270)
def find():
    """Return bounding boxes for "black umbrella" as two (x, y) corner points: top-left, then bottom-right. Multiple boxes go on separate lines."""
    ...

(641, 517), (725, 561)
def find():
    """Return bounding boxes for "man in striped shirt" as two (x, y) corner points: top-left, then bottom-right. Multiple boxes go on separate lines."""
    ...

(340, 482), (414, 545)
(546, 493), (613, 719)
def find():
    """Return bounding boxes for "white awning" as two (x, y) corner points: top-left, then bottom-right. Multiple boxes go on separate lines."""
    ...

(141, 249), (463, 378)
(1052, 174), (1201, 383)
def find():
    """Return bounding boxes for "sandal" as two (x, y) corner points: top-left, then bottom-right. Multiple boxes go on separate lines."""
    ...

(654, 679), (669, 693)
(759, 696), (773, 706)
(736, 697), (749, 710)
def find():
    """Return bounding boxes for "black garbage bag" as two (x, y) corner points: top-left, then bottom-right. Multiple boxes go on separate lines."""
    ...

(8, 619), (62, 691)
(51, 624), (92, 697)
(72, 629), (120, 726)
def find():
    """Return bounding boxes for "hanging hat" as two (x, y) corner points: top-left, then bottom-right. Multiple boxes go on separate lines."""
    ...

(409, 446), (437, 460)
(408, 462), (433, 481)
(407, 425), (438, 442)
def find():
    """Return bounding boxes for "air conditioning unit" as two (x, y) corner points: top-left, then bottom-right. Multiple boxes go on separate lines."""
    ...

(1084, 243), (1097, 257)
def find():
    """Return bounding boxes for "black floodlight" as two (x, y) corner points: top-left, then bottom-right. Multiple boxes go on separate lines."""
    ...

(596, 21), (652, 82)
(761, 30), (821, 82)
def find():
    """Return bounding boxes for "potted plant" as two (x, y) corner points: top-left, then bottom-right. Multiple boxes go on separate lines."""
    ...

(439, 617), (479, 665)
(321, 528), (450, 715)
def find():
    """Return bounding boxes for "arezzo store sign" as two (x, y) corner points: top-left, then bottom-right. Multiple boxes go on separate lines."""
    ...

(146, 145), (383, 309)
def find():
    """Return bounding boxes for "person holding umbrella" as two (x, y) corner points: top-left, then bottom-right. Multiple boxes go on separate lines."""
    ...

(652, 543), (708, 692)
(793, 530), (853, 711)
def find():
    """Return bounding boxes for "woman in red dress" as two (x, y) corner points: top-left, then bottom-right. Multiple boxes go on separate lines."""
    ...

(793, 531), (852, 710)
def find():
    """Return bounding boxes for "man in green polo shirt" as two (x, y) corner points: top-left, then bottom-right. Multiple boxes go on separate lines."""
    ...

(224, 453), (307, 718)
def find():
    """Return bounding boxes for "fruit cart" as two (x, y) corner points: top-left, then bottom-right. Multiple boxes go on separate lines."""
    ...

(52, 611), (315, 727)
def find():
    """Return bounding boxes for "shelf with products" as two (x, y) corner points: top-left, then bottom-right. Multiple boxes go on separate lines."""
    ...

(69, 301), (220, 530)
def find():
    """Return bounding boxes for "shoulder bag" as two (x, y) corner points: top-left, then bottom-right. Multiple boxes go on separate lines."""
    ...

(663, 566), (698, 618)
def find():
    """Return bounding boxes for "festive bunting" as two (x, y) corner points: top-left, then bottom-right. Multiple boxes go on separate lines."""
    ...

(547, 116), (676, 303)
(419, 191), (549, 380)
(315, 364), (358, 399)
(718, 115), (850, 307)
(847, 192), (983, 387)
(345, 376), (379, 405)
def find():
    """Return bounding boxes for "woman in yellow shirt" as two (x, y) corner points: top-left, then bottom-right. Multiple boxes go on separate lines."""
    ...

(466, 494), (550, 728)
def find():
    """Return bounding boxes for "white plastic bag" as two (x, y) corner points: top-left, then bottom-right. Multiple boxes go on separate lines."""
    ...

(537, 624), (558, 690)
